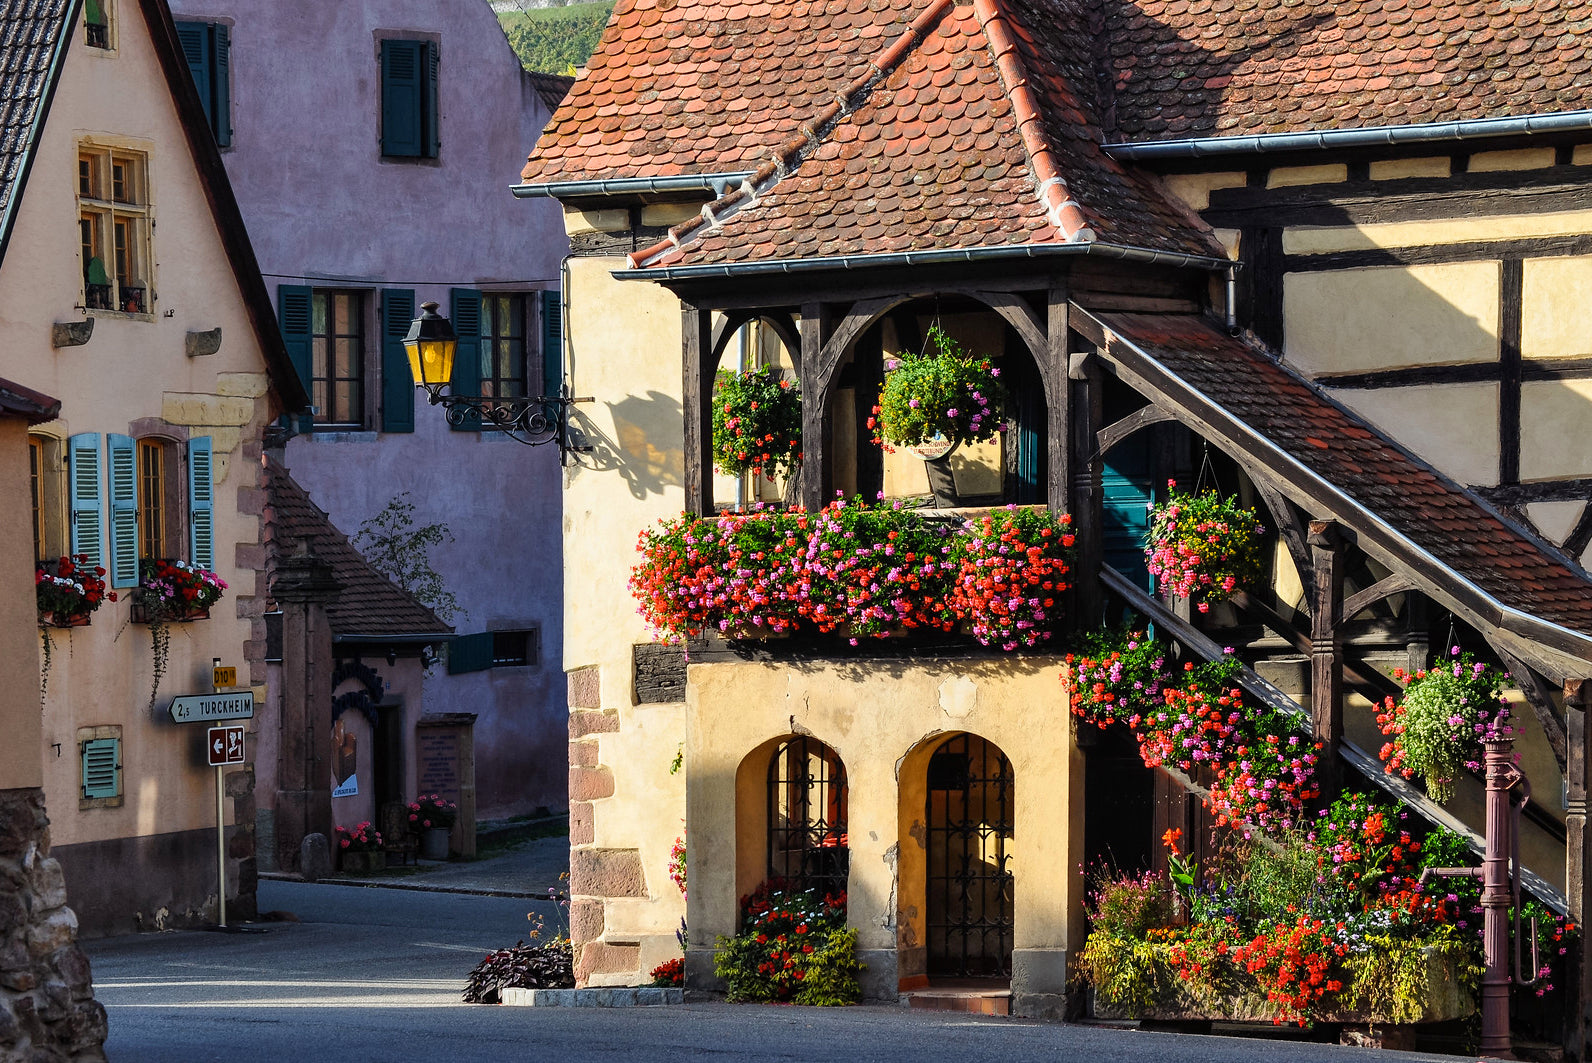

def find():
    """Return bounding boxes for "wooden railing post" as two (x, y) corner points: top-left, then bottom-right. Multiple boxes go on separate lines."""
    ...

(798, 302), (833, 513)
(1567, 678), (1592, 1062)
(682, 305), (713, 516)
(1069, 353), (1103, 629)
(1308, 520), (1345, 796)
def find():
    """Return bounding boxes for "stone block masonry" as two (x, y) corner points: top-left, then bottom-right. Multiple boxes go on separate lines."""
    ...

(0, 788), (107, 1061)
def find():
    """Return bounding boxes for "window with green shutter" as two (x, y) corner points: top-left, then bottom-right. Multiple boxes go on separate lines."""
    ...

(540, 290), (562, 399)
(449, 288), (482, 431)
(105, 434), (139, 587)
(81, 738), (121, 800)
(277, 285), (313, 431)
(447, 631), (493, 675)
(68, 433), (104, 570)
(381, 39), (438, 159)
(188, 436), (214, 570)
(380, 289), (416, 433)
(174, 20), (231, 147)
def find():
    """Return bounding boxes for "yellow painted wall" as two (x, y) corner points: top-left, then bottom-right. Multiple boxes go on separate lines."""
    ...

(1521, 379), (1592, 482)
(1522, 256), (1592, 360)
(1284, 210), (1592, 256)
(1333, 383), (1500, 486)
(0, 12), (277, 851)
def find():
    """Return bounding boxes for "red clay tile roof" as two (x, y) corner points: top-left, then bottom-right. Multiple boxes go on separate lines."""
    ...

(1100, 0), (1592, 143)
(1082, 309), (1592, 649)
(0, 375), (59, 423)
(263, 460), (451, 640)
(619, 0), (1218, 271)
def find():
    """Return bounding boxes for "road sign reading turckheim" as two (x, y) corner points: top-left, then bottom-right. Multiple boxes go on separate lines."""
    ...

(168, 691), (255, 724)
(207, 725), (245, 767)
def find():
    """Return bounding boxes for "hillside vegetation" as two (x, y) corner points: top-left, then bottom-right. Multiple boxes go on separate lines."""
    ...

(498, 2), (614, 75)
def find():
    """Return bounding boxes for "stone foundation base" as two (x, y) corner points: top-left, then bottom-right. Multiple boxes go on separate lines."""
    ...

(0, 788), (107, 1061)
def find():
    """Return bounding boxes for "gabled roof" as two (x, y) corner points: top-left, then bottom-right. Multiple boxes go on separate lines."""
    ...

(1073, 308), (1592, 664)
(263, 459), (452, 642)
(569, 0), (1221, 274)
(1099, 0), (1592, 145)
(0, 0), (308, 412)
(524, 69), (576, 113)
(0, 374), (60, 423)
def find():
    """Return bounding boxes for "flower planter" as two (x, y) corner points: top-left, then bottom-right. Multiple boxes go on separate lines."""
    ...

(340, 849), (385, 875)
(421, 826), (451, 861)
(131, 602), (210, 624)
(38, 611), (91, 629)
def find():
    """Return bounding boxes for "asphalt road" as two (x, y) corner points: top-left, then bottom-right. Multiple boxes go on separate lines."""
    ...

(84, 881), (1467, 1063)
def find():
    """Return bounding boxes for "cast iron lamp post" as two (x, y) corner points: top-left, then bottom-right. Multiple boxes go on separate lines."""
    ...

(405, 300), (590, 461)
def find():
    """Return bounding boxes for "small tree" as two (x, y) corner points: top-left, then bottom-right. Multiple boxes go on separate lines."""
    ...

(353, 493), (464, 625)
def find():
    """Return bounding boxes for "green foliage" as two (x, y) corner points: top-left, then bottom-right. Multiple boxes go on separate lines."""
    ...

(499, 2), (614, 75)
(352, 493), (463, 625)
(1085, 866), (1175, 939)
(710, 366), (802, 481)
(1342, 928), (1482, 1024)
(1377, 650), (1511, 804)
(1228, 832), (1320, 919)
(712, 882), (860, 1005)
(1079, 932), (1177, 1012)
(873, 326), (1004, 449)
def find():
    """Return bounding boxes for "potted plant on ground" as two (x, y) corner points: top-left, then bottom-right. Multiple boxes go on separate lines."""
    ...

(335, 822), (385, 874)
(1144, 481), (1266, 613)
(1376, 647), (1513, 803)
(36, 554), (116, 700)
(131, 559), (228, 710)
(410, 793), (458, 860)
(711, 365), (802, 484)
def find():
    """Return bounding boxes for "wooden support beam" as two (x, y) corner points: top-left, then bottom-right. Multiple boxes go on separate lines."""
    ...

(1565, 502), (1592, 560)
(1309, 520), (1347, 793)
(709, 311), (754, 364)
(1046, 285), (1069, 518)
(682, 305), (714, 515)
(799, 302), (834, 512)
(854, 323), (884, 502)
(1488, 640), (1569, 772)
(1070, 357), (1104, 628)
(1342, 573), (1416, 621)
(1254, 481), (1314, 593)
(1093, 403), (1177, 463)
(1228, 589), (1401, 701)
(1566, 678), (1592, 1063)
(973, 289), (1046, 360)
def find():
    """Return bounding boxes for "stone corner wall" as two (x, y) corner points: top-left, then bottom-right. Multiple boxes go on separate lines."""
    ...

(0, 788), (107, 1061)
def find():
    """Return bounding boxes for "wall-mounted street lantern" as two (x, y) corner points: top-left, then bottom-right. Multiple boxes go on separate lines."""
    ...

(405, 301), (590, 461)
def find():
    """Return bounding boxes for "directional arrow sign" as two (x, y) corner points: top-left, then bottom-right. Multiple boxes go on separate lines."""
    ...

(207, 725), (245, 767)
(169, 691), (254, 724)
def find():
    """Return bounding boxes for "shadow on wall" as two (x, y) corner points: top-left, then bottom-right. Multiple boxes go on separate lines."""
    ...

(572, 391), (684, 499)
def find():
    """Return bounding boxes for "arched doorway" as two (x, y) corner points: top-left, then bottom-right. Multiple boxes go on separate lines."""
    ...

(766, 736), (849, 898)
(925, 734), (1014, 978)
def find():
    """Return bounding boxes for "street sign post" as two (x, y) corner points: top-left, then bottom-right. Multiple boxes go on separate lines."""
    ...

(168, 691), (254, 724)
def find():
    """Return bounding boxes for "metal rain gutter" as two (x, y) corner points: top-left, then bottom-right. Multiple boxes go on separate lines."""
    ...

(512, 172), (754, 200)
(331, 632), (453, 644)
(1104, 109), (1592, 162)
(612, 240), (1234, 282)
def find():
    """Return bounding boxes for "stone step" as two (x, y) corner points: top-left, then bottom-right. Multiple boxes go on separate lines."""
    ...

(902, 986), (1011, 1016)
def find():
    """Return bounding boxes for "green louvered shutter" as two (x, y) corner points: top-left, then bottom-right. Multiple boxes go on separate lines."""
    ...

(188, 436), (214, 571)
(68, 433), (104, 570)
(540, 290), (562, 399)
(106, 434), (139, 587)
(175, 21), (213, 129)
(277, 285), (313, 430)
(213, 24), (231, 147)
(449, 288), (482, 431)
(423, 41), (440, 158)
(82, 738), (120, 799)
(447, 632), (493, 675)
(380, 289), (416, 433)
(381, 39), (424, 158)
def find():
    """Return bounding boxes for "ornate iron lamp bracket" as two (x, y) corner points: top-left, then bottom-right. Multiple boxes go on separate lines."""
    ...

(426, 388), (594, 463)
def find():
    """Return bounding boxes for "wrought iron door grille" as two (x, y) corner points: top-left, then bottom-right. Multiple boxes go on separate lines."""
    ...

(926, 734), (1014, 977)
(766, 736), (849, 900)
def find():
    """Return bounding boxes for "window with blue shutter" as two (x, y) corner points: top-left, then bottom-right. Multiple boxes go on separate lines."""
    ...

(106, 434), (139, 587)
(174, 20), (231, 147)
(449, 288), (482, 431)
(540, 290), (562, 399)
(188, 436), (214, 570)
(380, 289), (416, 433)
(81, 738), (121, 800)
(277, 285), (313, 431)
(68, 434), (105, 571)
(381, 39), (438, 159)
(447, 631), (493, 675)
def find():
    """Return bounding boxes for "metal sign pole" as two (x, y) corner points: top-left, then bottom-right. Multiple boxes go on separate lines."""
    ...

(214, 657), (226, 929)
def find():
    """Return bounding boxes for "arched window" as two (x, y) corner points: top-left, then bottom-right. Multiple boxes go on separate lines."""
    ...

(766, 736), (849, 899)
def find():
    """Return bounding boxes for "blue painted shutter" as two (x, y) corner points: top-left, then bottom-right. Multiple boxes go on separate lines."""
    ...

(68, 433), (104, 570)
(188, 436), (214, 571)
(449, 288), (482, 431)
(540, 290), (561, 399)
(447, 632), (493, 675)
(81, 738), (120, 799)
(1102, 434), (1155, 592)
(277, 285), (313, 430)
(175, 21), (212, 129)
(106, 434), (139, 587)
(380, 289), (416, 433)
(213, 24), (231, 147)
(423, 41), (440, 159)
(381, 39), (424, 158)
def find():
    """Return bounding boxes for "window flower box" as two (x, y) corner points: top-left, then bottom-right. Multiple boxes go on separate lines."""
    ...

(130, 601), (210, 624)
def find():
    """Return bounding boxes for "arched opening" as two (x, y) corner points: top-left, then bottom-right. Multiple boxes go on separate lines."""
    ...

(765, 735), (849, 899)
(925, 733), (1014, 978)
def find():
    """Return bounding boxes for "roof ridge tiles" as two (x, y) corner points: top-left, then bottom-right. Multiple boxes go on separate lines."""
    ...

(972, 0), (1093, 243)
(625, 0), (957, 270)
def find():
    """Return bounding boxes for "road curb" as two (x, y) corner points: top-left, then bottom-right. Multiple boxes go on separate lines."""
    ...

(501, 987), (685, 1007)
(258, 870), (546, 901)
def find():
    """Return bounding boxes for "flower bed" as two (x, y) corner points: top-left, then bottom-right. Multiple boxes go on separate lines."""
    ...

(630, 499), (1073, 649)
(712, 881), (860, 1005)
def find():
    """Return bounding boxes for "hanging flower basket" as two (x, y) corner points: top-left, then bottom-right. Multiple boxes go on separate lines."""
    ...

(711, 366), (802, 482)
(1376, 647), (1513, 803)
(1144, 481), (1266, 613)
(870, 326), (1004, 452)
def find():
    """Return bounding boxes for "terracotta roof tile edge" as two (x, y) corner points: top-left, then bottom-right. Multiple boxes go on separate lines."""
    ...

(972, 0), (1092, 244)
(625, 0), (956, 270)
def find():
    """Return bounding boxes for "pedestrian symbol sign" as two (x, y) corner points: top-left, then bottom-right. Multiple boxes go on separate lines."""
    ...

(207, 725), (245, 767)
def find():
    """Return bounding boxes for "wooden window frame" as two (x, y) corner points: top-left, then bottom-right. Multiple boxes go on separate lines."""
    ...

(135, 438), (181, 562)
(310, 289), (369, 427)
(84, 0), (114, 50)
(29, 435), (66, 564)
(480, 293), (528, 401)
(78, 143), (152, 315)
